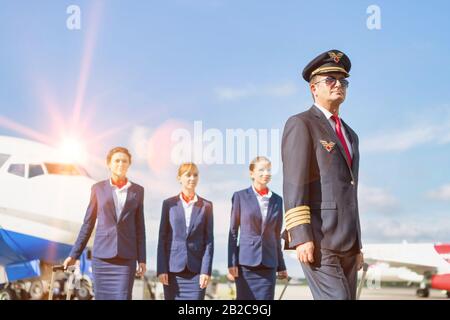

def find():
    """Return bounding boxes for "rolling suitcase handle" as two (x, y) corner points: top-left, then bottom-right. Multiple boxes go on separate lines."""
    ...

(278, 276), (292, 300)
(356, 263), (369, 300)
(48, 265), (77, 300)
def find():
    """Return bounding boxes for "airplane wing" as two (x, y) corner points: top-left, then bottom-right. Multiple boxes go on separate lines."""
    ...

(363, 243), (447, 276)
(364, 258), (438, 275)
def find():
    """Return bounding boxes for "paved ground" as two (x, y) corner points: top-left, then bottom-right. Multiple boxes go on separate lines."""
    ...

(132, 279), (449, 300)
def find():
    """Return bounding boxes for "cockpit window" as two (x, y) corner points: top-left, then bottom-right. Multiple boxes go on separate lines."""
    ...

(29, 164), (45, 178)
(0, 153), (10, 169)
(44, 163), (90, 177)
(8, 163), (25, 177)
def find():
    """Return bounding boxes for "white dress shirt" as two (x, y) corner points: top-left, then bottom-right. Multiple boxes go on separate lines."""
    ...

(252, 185), (272, 222)
(315, 103), (353, 157)
(180, 193), (198, 234)
(110, 179), (132, 220)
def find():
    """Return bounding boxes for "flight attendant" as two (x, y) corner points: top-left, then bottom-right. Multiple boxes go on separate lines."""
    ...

(64, 147), (146, 300)
(228, 156), (288, 300)
(157, 162), (214, 300)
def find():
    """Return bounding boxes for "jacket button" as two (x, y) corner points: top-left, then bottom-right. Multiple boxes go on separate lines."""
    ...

(350, 181), (355, 185)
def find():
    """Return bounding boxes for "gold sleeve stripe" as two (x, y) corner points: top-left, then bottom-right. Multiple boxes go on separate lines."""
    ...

(286, 211), (309, 220)
(286, 218), (311, 230)
(285, 206), (309, 216)
(284, 205), (311, 230)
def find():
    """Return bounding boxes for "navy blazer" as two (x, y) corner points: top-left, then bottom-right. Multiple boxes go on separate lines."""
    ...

(70, 180), (146, 263)
(281, 105), (362, 252)
(157, 195), (214, 276)
(228, 187), (286, 271)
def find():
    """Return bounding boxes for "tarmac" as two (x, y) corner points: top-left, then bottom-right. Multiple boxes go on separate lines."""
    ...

(132, 279), (450, 300)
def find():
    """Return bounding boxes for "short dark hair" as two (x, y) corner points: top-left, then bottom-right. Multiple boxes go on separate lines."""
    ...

(106, 147), (132, 165)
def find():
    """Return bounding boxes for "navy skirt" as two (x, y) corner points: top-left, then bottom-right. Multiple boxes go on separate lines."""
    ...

(163, 269), (205, 300)
(92, 256), (136, 300)
(235, 265), (276, 300)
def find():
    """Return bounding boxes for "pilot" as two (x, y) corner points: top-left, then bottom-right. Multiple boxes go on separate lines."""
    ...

(281, 49), (364, 299)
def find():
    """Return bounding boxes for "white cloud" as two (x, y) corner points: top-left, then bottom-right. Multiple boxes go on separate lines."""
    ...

(214, 82), (298, 101)
(427, 184), (450, 201)
(360, 126), (437, 153)
(358, 184), (398, 214)
(361, 215), (450, 243)
(360, 112), (450, 153)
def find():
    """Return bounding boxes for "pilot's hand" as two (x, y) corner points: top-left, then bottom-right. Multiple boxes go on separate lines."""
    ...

(63, 257), (76, 270)
(199, 274), (210, 289)
(158, 273), (169, 286)
(296, 241), (315, 264)
(228, 266), (239, 279)
(356, 252), (364, 270)
(277, 270), (288, 280)
(136, 263), (146, 277)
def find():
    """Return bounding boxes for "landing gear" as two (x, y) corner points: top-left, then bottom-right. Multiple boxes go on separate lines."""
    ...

(446, 291), (450, 299)
(0, 287), (16, 300)
(29, 280), (45, 300)
(75, 279), (92, 300)
(416, 288), (430, 298)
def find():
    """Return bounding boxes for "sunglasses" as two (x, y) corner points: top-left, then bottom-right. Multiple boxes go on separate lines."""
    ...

(314, 76), (349, 88)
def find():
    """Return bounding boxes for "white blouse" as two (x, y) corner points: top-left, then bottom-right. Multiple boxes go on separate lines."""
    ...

(180, 193), (198, 234)
(110, 179), (132, 220)
(252, 185), (272, 222)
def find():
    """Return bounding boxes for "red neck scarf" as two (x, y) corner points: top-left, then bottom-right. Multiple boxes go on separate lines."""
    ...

(254, 186), (269, 196)
(111, 178), (128, 189)
(181, 192), (195, 203)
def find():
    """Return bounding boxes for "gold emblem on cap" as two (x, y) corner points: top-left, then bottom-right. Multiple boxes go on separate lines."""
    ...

(328, 52), (343, 63)
(320, 140), (336, 152)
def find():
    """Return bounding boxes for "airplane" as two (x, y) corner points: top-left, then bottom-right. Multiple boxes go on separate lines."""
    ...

(286, 242), (450, 298)
(362, 242), (450, 298)
(0, 135), (96, 300)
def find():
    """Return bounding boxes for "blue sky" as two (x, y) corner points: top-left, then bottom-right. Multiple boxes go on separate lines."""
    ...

(1, 1), (450, 277)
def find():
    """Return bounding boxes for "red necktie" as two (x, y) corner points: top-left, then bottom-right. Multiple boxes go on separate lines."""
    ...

(331, 114), (352, 167)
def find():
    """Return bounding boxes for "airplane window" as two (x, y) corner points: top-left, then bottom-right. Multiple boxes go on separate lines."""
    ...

(44, 163), (88, 176)
(8, 164), (25, 177)
(29, 164), (45, 178)
(0, 153), (10, 169)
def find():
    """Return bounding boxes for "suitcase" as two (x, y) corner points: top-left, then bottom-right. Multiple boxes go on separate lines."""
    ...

(48, 265), (77, 300)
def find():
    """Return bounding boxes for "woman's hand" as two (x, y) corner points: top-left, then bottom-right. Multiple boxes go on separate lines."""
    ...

(63, 257), (76, 270)
(199, 274), (210, 289)
(228, 266), (239, 279)
(277, 270), (288, 280)
(158, 273), (169, 286)
(136, 263), (146, 277)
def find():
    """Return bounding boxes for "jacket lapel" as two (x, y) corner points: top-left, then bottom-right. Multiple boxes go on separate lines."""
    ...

(187, 198), (202, 237)
(175, 197), (188, 237)
(310, 105), (355, 181)
(262, 196), (277, 233)
(104, 180), (118, 223)
(341, 119), (359, 179)
(247, 187), (263, 233)
(118, 184), (136, 222)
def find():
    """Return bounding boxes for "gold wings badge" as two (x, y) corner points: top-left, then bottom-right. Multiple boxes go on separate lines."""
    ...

(328, 52), (343, 63)
(320, 140), (336, 152)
